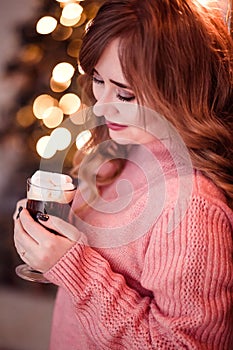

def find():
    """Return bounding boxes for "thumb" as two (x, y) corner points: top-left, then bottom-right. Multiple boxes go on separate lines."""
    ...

(37, 213), (84, 242)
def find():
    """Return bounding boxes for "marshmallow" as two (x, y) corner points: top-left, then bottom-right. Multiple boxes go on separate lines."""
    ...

(28, 170), (76, 203)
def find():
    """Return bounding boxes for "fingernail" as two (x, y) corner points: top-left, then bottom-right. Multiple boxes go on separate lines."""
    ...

(36, 212), (49, 221)
(16, 206), (23, 219)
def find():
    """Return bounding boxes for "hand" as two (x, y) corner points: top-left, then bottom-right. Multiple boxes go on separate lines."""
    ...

(13, 198), (27, 220)
(14, 208), (85, 273)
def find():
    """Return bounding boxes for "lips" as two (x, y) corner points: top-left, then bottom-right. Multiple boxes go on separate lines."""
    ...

(106, 121), (128, 131)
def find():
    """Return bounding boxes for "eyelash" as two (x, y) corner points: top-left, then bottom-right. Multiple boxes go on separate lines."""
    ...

(92, 76), (103, 85)
(92, 76), (135, 102)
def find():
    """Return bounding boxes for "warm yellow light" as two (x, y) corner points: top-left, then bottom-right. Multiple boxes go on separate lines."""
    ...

(33, 94), (57, 119)
(73, 12), (86, 28)
(59, 93), (81, 115)
(42, 106), (64, 128)
(76, 130), (92, 150)
(20, 44), (43, 64)
(52, 24), (73, 41)
(50, 77), (71, 92)
(36, 136), (57, 159)
(36, 16), (57, 34)
(62, 3), (83, 20)
(51, 127), (72, 151)
(70, 106), (87, 125)
(60, 15), (81, 27)
(67, 39), (82, 57)
(52, 62), (75, 83)
(16, 106), (35, 127)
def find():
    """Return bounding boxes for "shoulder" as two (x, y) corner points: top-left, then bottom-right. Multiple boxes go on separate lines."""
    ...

(191, 170), (233, 225)
(154, 170), (233, 236)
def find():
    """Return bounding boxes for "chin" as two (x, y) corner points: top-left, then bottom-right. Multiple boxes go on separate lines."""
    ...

(111, 138), (134, 145)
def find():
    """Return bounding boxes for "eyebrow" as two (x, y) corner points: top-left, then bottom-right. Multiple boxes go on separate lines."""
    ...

(93, 69), (130, 89)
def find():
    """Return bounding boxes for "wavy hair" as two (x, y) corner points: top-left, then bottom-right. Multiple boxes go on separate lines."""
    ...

(73, 0), (233, 208)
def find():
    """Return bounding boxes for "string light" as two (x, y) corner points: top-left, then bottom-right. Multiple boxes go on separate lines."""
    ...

(50, 127), (72, 151)
(60, 15), (82, 27)
(36, 16), (57, 34)
(52, 62), (75, 83)
(62, 3), (83, 20)
(50, 77), (72, 93)
(70, 106), (87, 125)
(36, 136), (57, 159)
(67, 39), (83, 57)
(59, 93), (81, 114)
(42, 106), (64, 128)
(16, 106), (35, 127)
(52, 24), (73, 41)
(33, 94), (57, 119)
(20, 44), (43, 64)
(14, 0), (104, 160)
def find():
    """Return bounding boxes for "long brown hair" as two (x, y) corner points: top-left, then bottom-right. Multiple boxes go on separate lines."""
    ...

(73, 0), (233, 208)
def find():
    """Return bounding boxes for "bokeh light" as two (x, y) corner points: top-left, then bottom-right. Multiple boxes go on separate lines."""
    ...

(36, 16), (57, 34)
(60, 15), (82, 27)
(52, 24), (73, 41)
(16, 106), (35, 127)
(70, 105), (87, 125)
(20, 44), (43, 64)
(73, 12), (87, 27)
(36, 136), (57, 159)
(52, 62), (75, 83)
(50, 127), (72, 151)
(62, 3), (83, 20)
(33, 94), (57, 119)
(67, 39), (82, 57)
(59, 93), (81, 115)
(50, 77), (71, 93)
(42, 106), (64, 128)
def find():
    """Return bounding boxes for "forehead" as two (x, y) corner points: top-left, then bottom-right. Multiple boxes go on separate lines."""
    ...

(95, 38), (127, 83)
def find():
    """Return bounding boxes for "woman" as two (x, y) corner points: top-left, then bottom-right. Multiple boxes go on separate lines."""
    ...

(14, 0), (233, 348)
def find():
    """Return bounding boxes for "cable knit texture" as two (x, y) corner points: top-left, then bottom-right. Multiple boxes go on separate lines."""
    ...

(45, 141), (233, 349)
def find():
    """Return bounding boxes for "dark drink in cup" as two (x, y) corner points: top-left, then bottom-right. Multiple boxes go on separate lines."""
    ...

(26, 171), (76, 228)
(26, 199), (73, 221)
(15, 170), (76, 283)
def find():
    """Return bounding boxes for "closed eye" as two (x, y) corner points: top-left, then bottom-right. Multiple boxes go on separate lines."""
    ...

(92, 76), (104, 85)
(116, 93), (135, 102)
(92, 69), (136, 102)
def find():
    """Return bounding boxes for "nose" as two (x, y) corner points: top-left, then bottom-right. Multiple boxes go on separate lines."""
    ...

(93, 101), (118, 118)
(93, 91), (118, 118)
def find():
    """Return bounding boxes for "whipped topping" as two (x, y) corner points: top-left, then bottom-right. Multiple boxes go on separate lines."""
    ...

(28, 170), (76, 203)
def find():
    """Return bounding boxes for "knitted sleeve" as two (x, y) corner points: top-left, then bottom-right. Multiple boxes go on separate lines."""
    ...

(44, 196), (233, 349)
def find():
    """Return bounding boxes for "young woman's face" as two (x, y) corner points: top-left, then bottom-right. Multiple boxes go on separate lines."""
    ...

(92, 39), (156, 145)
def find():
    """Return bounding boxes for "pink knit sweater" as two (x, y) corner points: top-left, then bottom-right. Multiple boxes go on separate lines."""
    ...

(45, 141), (233, 349)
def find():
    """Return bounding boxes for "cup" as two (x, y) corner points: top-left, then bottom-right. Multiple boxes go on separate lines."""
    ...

(15, 175), (76, 283)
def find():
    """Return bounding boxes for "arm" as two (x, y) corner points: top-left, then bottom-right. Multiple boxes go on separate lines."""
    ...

(44, 196), (233, 349)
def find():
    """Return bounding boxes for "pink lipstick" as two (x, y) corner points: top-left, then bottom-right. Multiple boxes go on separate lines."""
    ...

(106, 121), (128, 131)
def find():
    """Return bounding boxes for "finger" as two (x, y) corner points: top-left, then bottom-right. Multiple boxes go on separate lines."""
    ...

(14, 215), (39, 248)
(37, 214), (82, 241)
(13, 198), (27, 220)
(19, 208), (53, 243)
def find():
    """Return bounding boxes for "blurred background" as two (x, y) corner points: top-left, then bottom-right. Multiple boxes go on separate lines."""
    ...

(0, 0), (232, 349)
(0, 1), (104, 349)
